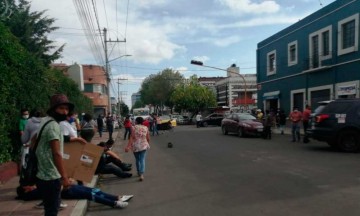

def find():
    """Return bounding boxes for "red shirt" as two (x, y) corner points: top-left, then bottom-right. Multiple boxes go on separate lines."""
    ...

(303, 108), (311, 121)
(289, 111), (302, 123)
(142, 119), (150, 128)
(124, 119), (132, 128)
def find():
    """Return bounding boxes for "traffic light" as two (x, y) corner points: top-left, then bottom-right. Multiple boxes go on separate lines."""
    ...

(190, 60), (203, 66)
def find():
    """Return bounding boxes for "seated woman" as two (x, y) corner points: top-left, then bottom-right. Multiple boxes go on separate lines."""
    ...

(16, 180), (133, 209)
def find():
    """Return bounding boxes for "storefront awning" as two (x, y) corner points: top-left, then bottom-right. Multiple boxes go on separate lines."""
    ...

(263, 91), (280, 100)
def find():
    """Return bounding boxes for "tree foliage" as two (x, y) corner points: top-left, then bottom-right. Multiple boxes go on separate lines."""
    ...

(119, 102), (129, 117)
(170, 75), (217, 114)
(139, 68), (184, 112)
(0, 21), (92, 164)
(1, 0), (64, 65)
(132, 100), (145, 110)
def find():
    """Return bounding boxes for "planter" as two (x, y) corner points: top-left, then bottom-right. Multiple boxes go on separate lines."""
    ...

(0, 161), (19, 184)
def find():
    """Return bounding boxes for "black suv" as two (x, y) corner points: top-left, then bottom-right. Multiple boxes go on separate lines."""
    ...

(307, 99), (360, 152)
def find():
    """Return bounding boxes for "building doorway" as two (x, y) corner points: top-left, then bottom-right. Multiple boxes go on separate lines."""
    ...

(293, 92), (304, 111)
(310, 89), (331, 107)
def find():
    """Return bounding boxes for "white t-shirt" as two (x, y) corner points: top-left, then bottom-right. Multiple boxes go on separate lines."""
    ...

(196, 114), (202, 121)
(60, 121), (78, 138)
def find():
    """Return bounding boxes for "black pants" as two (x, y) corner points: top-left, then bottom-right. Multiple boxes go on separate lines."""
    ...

(263, 126), (272, 139)
(36, 178), (61, 216)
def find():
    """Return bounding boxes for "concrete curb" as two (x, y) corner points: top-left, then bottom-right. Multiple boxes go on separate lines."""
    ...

(70, 175), (99, 216)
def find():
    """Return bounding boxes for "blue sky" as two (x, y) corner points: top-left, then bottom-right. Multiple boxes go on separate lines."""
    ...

(30, 0), (336, 107)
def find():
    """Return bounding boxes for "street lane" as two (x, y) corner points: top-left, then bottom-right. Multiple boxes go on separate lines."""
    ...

(87, 126), (360, 216)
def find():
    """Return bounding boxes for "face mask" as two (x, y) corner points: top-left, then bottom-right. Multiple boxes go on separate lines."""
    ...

(53, 112), (67, 122)
(22, 115), (29, 119)
(68, 117), (75, 124)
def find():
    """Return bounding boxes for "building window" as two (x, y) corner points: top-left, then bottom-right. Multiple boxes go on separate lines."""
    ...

(311, 35), (319, 68)
(84, 84), (93, 93)
(267, 50), (276, 75)
(309, 25), (332, 69)
(322, 31), (330, 56)
(338, 13), (359, 56)
(288, 41), (297, 66)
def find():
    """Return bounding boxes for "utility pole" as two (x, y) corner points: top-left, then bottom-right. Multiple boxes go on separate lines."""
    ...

(117, 78), (127, 116)
(103, 28), (126, 114)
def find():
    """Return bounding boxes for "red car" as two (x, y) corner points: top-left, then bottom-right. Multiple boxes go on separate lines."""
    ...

(221, 113), (264, 137)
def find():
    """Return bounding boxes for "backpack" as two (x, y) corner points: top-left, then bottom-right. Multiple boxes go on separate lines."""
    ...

(106, 116), (113, 126)
(19, 120), (54, 186)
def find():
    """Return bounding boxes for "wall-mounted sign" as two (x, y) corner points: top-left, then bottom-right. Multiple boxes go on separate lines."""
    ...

(338, 85), (356, 95)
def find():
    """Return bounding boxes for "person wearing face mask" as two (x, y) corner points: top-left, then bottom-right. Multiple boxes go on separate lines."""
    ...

(19, 108), (29, 136)
(35, 94), (73, 216)
(60, 113), (87, 145)
(21, 108), (45, 167)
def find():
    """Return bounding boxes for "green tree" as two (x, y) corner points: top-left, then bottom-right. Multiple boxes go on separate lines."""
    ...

(0, 22), (92, 163)
(119, 102), (129, 117)
(170, 75), (216, 115)
(132, 100), (145, 110)
(140, 68), (184, 112)
(2, 0), (64, 65)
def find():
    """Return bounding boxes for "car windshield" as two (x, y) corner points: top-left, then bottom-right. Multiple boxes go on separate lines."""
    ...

(161, 115), (171, 120)
(238, 114), (256, 120)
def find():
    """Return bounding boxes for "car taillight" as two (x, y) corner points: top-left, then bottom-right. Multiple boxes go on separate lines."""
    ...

(315, 114), (329, 123)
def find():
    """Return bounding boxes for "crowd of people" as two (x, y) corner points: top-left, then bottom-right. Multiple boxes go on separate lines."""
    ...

(17, 94), (152, 215)
(251, 105), (312, 142)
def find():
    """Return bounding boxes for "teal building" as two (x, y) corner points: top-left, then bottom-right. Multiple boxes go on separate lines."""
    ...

(257, 0), (360, 114)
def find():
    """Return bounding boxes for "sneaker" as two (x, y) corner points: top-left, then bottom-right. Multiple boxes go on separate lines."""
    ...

(114, 201), (128, 209)
(139, 175), (144, 181)
(34, 201), (44, 209)
(119, 195), (134, 202)
(59, 202), (68, 209)
(34, 202), (67, 209)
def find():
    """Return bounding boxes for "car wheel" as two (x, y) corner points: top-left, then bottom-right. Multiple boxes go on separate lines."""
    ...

(238, 127), (244, 137)
(337, 130), (360, 152)
(203, 122), (208, 127)
(222, 126), (228, 135)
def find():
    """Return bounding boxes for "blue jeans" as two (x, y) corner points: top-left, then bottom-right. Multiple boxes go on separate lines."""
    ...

(291, 122), (300, 141)
(61, 185), (117, 207)
(152, 124), (159, 136)
(36, 178), (61, 216)
(134, 150), (147, 175)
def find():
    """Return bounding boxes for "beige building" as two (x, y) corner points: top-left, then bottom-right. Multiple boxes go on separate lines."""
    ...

(52, 63), (109, 116)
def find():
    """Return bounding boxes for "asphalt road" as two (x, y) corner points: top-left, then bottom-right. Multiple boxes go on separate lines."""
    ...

(86, 126), (360, 216)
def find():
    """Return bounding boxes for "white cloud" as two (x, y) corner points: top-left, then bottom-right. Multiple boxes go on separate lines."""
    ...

(192, 56), (210, 63)
(217, 0), (280, 14)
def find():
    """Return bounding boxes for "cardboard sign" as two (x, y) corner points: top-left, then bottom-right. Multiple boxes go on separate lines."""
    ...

(63, 142), (103, 183)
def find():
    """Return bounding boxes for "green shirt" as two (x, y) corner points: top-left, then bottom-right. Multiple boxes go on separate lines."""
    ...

(19, 118), (28, 132)
(36, 117), (63, 180)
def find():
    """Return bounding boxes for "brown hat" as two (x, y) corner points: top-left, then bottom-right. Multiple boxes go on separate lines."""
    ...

(47, 94), (74, 114)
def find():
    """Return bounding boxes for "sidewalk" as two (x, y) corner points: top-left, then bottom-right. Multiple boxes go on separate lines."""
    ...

(0, 129), (120, 216)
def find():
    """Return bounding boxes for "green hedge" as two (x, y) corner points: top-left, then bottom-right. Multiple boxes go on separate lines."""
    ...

(0, 22), (93, 164)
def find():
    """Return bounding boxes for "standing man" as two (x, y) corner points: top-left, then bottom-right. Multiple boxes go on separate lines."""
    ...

(302, 105), (312, 142)
(96, 114), (104, 138)
(36, 94), (72, 215)
(19, 108), (29, 165)
(289, 107), (303, 142)
(106, 112), (114, 140)
(195, 112), (202, 128)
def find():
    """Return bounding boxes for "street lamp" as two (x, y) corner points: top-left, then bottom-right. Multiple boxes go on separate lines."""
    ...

(190, 60), (248, 106)
(108, 54), (132, 63)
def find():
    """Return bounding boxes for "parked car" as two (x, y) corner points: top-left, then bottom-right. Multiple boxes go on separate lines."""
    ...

(200, 113), (224, 127)
(157, 115), (177, 130)
(307, 99), (360, 152)
(221, 113), (264, 137)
